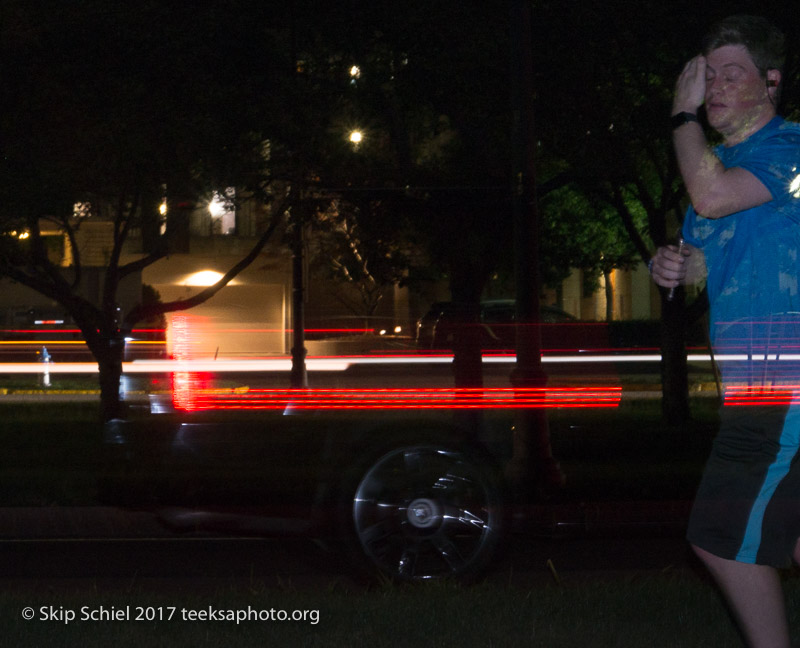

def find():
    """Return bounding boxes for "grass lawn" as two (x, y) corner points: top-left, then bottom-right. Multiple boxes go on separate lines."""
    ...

(0, 402), (102, 505)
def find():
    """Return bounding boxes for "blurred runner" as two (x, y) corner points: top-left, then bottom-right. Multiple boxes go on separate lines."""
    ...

(650, 14), (800, 648)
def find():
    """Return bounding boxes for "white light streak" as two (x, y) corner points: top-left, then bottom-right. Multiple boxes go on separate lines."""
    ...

(0, 352), (724, 375)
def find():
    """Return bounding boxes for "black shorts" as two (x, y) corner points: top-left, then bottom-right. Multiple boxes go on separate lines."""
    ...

(687, 402), (800, 568)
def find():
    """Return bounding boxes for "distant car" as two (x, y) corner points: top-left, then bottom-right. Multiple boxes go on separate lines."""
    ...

(416, 300), (603, 352)
(415, 301), (460, 348)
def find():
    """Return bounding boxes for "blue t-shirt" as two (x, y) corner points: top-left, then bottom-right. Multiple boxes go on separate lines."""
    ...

(682, 116), (800, 385)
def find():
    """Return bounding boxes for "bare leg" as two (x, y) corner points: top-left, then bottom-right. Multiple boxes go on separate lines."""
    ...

(692, 544), (789, 648)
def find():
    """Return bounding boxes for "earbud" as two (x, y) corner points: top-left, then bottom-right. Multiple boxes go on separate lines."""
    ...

(767, 79), (778, 87)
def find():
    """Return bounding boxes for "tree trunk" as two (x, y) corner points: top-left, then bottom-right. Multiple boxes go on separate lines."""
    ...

(449, 262), (484, 390)
(447, 269), (485, 450)
(604, 269), (614, 322)
(290, 199), (308, 388)
(506, 0), (563, 498)
(450, 300), (483, 389)
(97, 334), (126, 422)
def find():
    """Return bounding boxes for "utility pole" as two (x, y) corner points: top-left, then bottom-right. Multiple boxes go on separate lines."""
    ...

(507, 0), (564, 494)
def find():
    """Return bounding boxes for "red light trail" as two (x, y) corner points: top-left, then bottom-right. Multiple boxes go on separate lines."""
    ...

(723, 386), (800, 406)
(172, 386), (623, 412)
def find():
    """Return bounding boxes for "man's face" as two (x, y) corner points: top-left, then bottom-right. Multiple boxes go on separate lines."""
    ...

(704, 44), (772, 141)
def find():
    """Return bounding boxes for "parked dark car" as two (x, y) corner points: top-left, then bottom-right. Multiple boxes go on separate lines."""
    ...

(416, 300), (607, 352)
(101, 400), (509, 583)
(100, 388), (709, 585)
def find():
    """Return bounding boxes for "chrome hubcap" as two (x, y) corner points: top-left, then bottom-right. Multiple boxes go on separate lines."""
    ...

(407, 498), (442, 529)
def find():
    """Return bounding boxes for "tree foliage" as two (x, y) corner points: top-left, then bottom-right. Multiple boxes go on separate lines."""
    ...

(307, 194), (414, 316)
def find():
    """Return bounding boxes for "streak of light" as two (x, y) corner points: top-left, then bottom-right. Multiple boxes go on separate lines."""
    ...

(0, 340), (88, 345)
(175, 386), (623, 412)
(723, 386), (800, 406)
(0, 329), (165, 334)
(0, 352), (722, 374)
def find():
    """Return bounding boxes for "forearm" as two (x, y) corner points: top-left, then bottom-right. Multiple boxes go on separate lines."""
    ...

(672, 122), (728, 218)
(673, 123), (774, 218)
(670, 55), (774, 219)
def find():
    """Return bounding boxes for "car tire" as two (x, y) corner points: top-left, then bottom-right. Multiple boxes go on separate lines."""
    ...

(338, 440), (505, 583)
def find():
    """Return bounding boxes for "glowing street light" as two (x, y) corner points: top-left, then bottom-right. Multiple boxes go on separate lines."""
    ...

(349, 130), (363, 146)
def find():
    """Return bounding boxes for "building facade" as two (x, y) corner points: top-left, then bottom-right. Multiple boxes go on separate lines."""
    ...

(1, 198), (663, 357)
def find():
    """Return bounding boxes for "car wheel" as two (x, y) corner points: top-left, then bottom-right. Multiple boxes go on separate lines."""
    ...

(343, 443), (504, 583)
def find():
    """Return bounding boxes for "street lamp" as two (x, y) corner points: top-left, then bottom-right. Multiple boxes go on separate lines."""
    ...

(349, 130), (363, 147)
